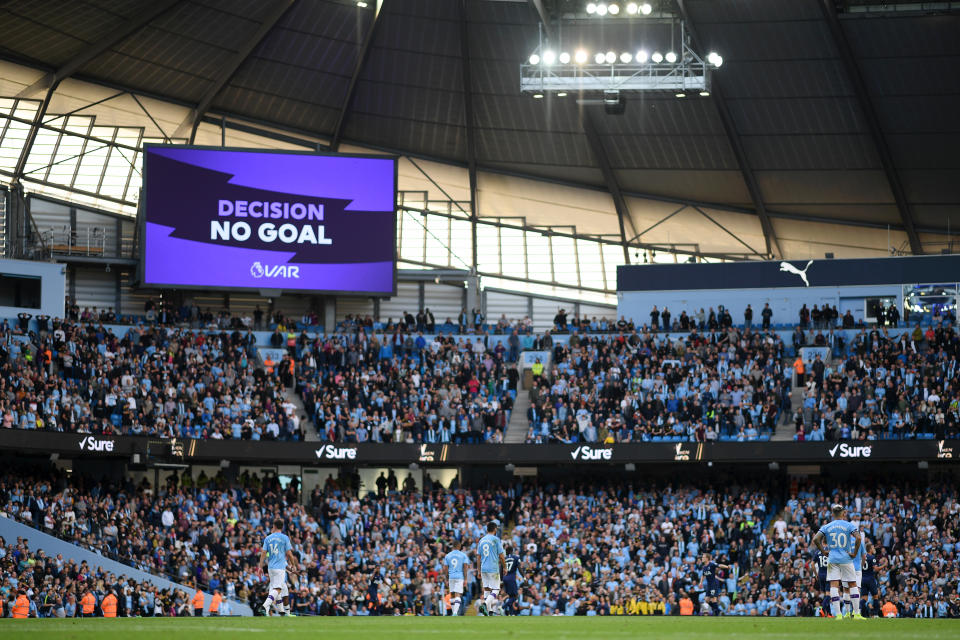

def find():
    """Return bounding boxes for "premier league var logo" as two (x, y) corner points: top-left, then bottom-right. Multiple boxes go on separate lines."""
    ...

(250, 261), (265, 278)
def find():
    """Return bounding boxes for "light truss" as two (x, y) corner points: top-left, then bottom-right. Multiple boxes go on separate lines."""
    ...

(521, 41), (711, 95)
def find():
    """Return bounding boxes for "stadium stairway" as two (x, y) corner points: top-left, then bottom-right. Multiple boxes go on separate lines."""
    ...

(774, 352), (839, 441)
(0, 515), (253, 615)
(773, 384), (806, 442)
(505, 364), (531, 443)
(282, 385), (320, 442)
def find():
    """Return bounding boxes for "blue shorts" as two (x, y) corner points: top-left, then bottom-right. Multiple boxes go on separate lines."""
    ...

(817, 573), (828, 592)
(860, 577), (878, 597)
(503, 578), (518, 598)
(706, 583), (721, 598)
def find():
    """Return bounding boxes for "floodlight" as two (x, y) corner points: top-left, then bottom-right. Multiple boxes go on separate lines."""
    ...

(665, 51), (677, 63)
(529, 54), (540, 65)
(652, 51), (663, 63)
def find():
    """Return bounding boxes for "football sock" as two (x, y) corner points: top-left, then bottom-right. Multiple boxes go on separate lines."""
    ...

(451, 598), (461, 616)
(850, 587), (861, 615)
(710, 601), (720, 616)
(485, 592), (497, 612)
(829, 587), (841, 618)
(263, 594), (275, 613)
(843, 596), (851, 614)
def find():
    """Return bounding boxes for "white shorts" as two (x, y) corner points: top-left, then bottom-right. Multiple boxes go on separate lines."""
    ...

(856, 570), (862, 588)
(449, 578), (464, 594)
(481, 572), (500, 590)
(268, 568), (288, 595)
(826, 563), (856, 583)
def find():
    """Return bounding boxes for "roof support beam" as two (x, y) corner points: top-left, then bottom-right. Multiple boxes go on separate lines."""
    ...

(676, 0), (782, 259)
(460, 0), (479, 272)
(175, 0), (298, 142)
(694, 206), (764, 257)
(330, 1), (386, 151)
(10, 0), (181, 183)
(582, 108), (638, 265)
(626, 204), (687, 244)
(818, 0), (923, 255)
(14, 0), (182, 99)
(527, 0), (556, 41)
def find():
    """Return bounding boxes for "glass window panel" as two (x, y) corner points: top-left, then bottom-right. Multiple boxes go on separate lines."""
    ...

(424, 214), (450, 267)
(577, 238), (606, 290)
(99, 150), (134, 200)
(448, 218), (472, 269)
(65, 115), (93, 134)
(525, 231), (553, 282)
(21, 129), (59, 177)
(476, 223), (500, 275)
(400, 192), (425, 209)
(399, 210), (425, 264)
(499, 226), (527, 280)
(550, 235), (578, 286)
(602, 243), (625, 290)
(46, 149), (80, 186)
(74, 144), (110, 191)
(14, 104), (38, 119)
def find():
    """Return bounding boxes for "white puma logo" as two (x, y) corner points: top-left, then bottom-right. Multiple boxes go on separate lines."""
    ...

(780, 260), (813, 287)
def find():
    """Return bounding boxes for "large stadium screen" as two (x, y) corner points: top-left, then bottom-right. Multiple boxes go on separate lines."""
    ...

(140, 145), (397, 295)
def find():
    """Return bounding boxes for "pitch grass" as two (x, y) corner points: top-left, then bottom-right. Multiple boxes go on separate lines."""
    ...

(0, 616), (957, 640)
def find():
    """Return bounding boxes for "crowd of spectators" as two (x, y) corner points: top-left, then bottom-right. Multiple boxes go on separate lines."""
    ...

(524, 326), (791, 444)
(0, 318), (305, 442)
(293, 331), (518, 444)
(1, 466), (956, 617)
(790, 323), (960, 441)
(1, 295), (956, 445)
(0, 531), (226, 618)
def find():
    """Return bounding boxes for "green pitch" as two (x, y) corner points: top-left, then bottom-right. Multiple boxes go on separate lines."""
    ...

(0, 616), (957, 639)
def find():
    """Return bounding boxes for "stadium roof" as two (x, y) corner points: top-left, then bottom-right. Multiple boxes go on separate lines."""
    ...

(0, 0), (958, 260)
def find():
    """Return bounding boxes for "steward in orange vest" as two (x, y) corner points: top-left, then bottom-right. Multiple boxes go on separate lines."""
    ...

(793, 356), (805, 386)
(101, 591), (118, 618)
(192, 589), (205, 617)
(210, 590), (222, 616)
(12, 591), (30, 618)
(80, 590), (96, 617)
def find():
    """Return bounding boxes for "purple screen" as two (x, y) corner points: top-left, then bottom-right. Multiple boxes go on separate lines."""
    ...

(141, 146), (396, 294)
